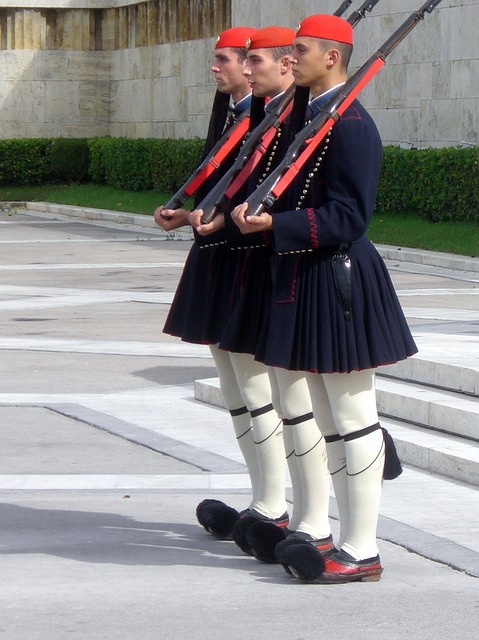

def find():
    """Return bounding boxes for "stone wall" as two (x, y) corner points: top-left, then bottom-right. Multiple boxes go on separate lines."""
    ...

(0, 0), (476, 148)
(234, 0), (474, 148)
(0, 0), (231, 139)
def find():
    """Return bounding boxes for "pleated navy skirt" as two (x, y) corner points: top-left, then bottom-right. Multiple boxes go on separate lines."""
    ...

(255, 237), (417, 373)
(219, 245), (273, 355)
(163, 241), (240, 345)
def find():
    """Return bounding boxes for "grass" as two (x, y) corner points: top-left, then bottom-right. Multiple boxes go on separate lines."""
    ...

(0, 184), (166, 216)
(0, 184), (477, 257)
(369, 214), (478, 258)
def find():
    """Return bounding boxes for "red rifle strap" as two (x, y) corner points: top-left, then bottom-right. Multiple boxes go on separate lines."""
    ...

(223, 100), (294, 201)
(184, 116), (251, 197)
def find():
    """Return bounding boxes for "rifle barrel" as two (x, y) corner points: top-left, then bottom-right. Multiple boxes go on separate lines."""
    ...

(334, 0), (354, 16)
(379, 0), (442, 60)
(347, 0), (382, 27)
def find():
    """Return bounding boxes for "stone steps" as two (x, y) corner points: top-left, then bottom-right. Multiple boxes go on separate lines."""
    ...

(375, 376), (479, 441)
(194, 357), (479, 486)
(380, 416), (479, 486)
(377, 354), (479, 397)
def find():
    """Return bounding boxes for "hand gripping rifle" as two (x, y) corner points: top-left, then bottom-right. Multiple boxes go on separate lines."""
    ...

(245, 0), (442, 217)
(198, 0), (382, 224)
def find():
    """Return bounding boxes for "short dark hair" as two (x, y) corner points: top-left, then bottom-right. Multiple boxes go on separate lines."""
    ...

(318, 39), (353, 70)
(230, 46), (249, 62)
(270, 45), (293, 62)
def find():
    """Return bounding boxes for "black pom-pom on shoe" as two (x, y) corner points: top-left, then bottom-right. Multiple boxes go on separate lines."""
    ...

(231, 515), (258, 554)
(196, 499), (240, 539)
(275, 536), (311, 566)
(276, 532), (335, 564)
(245, 521), (288, 563)
(276, 539), (312, 576)
(279, 543), (327, 582)
(196, 499), (220, 527)
(231, 509), (289, 555)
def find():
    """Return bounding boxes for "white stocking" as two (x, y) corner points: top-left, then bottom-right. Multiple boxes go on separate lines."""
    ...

(305, 374), (349, 546)
(209, 345), (259, 508)
(322, 370), (384, 560)
(229, 352), (287, 519)
(324, 435), (349, 548)
(270, 367), (330, 539)
(267, 367), (303, 530)
(281, 422), (303, 531)
(342, 426), (384, 559)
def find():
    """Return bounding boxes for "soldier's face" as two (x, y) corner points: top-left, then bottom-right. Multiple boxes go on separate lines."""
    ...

(290, 37), (330, 93)
(244, 48), (289, 99)
(211, 48), (247, 95)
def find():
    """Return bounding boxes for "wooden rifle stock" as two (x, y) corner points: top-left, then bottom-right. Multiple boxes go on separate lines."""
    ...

(246, 0), (443, 217)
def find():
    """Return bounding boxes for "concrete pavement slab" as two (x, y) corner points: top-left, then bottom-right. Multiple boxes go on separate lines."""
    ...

(1, 491), (478, 640)
(0, 207), (478, 640)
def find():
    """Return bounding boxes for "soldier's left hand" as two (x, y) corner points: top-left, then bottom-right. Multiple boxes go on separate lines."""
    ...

(189, 210), (225, 235)
(231, 203), (272, 234)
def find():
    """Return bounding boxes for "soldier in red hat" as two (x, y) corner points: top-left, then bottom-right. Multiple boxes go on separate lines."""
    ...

(194, 26), (334, 561)
(157, 27), (307, 545)
(232, 14), (417, 583)
(154, 27), (266, 541)
(192, 26), (302, 549)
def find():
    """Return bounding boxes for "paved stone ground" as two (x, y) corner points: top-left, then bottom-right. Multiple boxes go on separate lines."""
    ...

(0, 208), (478, 640)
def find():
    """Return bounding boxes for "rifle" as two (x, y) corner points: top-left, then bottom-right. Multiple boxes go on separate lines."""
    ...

(245, 0), (442, 217)
(199, 0), (382, 223)
(161, 108), (251, 212)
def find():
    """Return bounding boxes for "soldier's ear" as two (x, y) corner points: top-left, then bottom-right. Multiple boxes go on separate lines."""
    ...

(280, 54), (292, 73)
(326, 47), (340, 68)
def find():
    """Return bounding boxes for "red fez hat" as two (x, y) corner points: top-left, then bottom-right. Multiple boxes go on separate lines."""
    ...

(246, 26), (296, 51)
(216, 27), (256, 49)
(296, 14), (353, 45)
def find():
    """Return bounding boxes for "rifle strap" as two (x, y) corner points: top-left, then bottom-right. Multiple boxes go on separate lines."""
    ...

(187, 116), (251, 197)
(223, 100), (294, 201)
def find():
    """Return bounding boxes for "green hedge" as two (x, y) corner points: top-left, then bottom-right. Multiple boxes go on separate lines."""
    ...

(49, 138), (90, 184)
(0, 138), (478, 223)
(377, 146), (479, 223)
(88, 137), (205, 192)
(0, 138), (90, 185)
(0, 139), (51, 185)
(88, 138), (154, 190)
(150, 138), (205, 192)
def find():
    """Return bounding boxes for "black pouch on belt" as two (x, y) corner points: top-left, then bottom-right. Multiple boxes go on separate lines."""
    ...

(331, 243), (352, 320)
